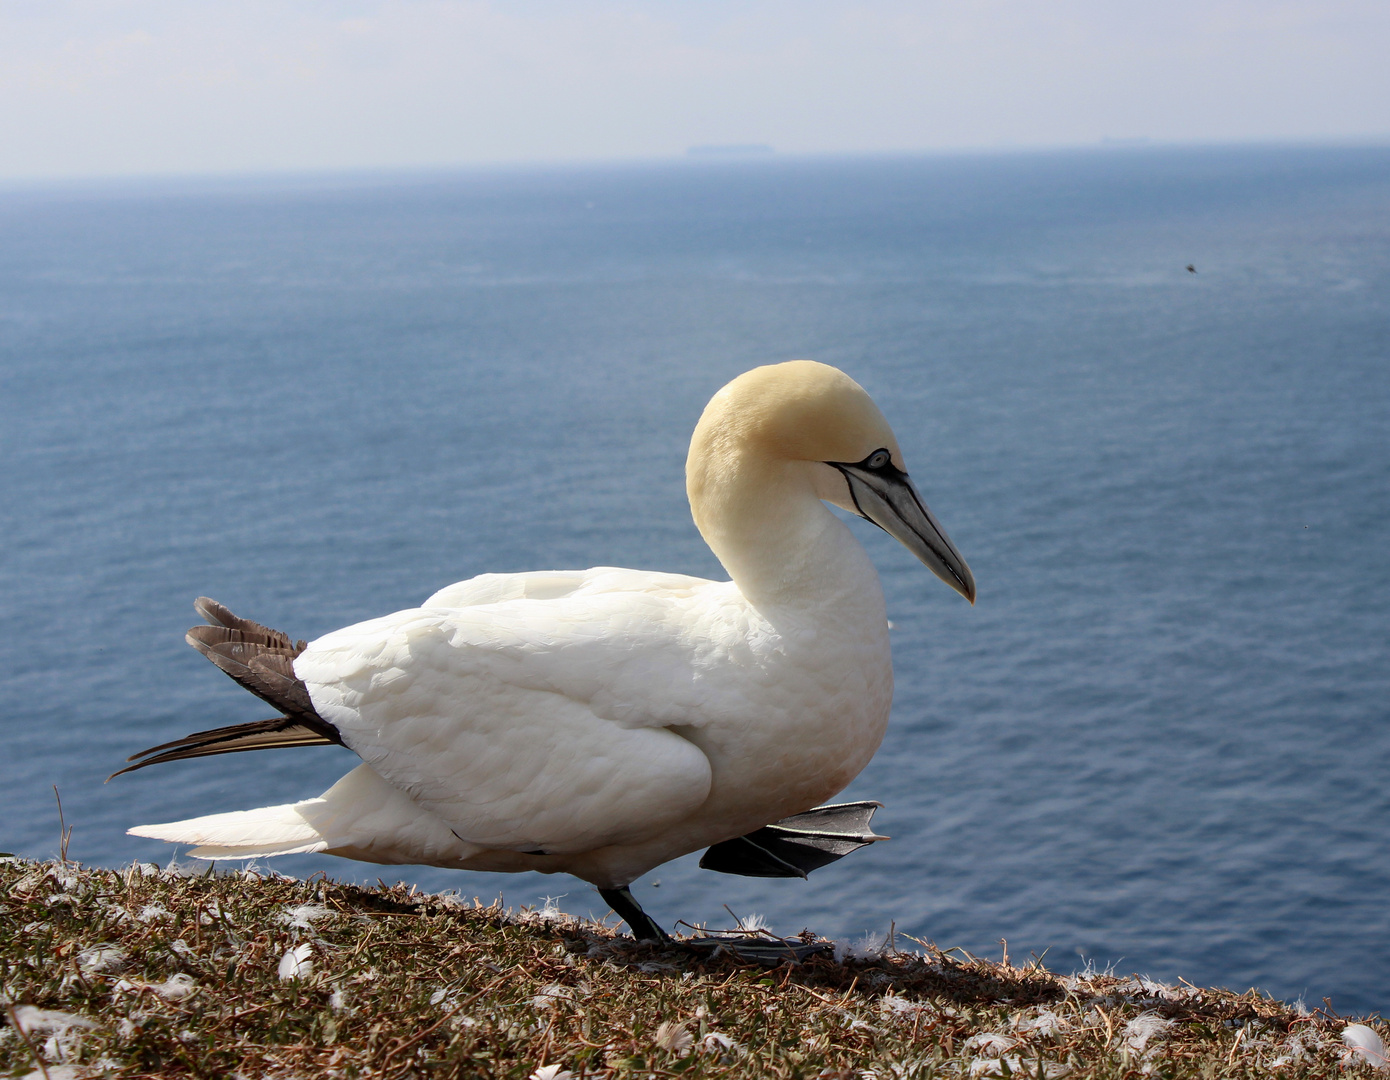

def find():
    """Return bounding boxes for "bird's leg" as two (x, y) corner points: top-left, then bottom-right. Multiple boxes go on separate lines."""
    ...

(600, 885), (830, 962)
(598, 886), (670, 943)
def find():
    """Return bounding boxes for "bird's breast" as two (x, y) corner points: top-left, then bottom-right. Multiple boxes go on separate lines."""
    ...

(676, 599), (895, 831)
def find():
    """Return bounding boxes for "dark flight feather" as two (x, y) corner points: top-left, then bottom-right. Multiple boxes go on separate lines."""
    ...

(111, 598), (342, 781)
(110, 717), (340, 778)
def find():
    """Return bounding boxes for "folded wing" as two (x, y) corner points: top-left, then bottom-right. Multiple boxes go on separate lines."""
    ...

(296, 580), (727, 856)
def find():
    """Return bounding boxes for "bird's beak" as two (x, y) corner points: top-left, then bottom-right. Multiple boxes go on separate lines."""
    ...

(830, 458), (976, 604)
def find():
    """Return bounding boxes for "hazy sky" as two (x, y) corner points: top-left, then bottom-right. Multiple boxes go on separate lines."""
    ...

(3, 0), (1388, 179)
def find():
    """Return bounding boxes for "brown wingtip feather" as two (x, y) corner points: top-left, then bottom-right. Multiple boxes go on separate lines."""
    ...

(112, 598), (339, 781)
(193, 597), (307, 654)
(183, 598), (319, 720)
(109, 716), (342, 781)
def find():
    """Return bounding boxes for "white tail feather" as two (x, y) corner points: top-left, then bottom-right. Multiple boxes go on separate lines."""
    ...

(129, 804), (328, 859)
(129, 763), (485, 866)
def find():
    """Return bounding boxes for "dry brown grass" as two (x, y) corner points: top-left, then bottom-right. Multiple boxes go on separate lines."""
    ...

(0, 856), (1377, 1078)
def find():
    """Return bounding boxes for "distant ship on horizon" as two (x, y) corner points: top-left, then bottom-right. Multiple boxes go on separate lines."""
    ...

(687, 143), (775, 157)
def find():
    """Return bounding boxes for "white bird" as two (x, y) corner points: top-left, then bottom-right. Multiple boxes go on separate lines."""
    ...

(119, 361), (974, 941)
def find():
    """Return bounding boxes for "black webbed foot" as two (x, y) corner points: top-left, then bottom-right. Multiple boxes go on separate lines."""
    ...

(598, 885), (832, 964)
(698, 800), (887, 878)
(678, 932), (832, 964)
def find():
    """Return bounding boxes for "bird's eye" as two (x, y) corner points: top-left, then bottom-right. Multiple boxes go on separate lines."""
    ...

(866, 450), (891, 470)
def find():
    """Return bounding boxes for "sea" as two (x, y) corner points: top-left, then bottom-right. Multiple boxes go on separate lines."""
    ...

(2, 144), (1388, 1014)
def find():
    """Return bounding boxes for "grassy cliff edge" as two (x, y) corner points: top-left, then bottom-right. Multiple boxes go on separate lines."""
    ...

(0, 857), (1375, 1078)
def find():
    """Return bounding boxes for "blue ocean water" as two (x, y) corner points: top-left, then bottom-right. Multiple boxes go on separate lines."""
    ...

(2, 146), (1388, 1013)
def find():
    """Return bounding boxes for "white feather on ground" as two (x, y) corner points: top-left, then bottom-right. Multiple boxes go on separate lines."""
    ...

(1344, 1024), (1390, 1068)
(277, 943), (314, 981)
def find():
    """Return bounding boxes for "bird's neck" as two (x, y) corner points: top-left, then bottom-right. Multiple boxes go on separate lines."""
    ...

(689, 456), (886, 619)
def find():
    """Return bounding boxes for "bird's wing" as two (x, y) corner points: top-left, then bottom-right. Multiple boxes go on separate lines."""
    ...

(294, 579), (743, 855)
(421, 566), (714, 609)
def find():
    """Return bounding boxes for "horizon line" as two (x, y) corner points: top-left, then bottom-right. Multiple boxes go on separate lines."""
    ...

(2, 134), (1389, 192)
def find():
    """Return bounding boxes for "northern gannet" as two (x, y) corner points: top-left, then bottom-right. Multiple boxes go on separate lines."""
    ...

(119, 361), (974, 941)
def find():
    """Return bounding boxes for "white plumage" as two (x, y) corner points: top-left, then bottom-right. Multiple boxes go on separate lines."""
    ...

(129, 361), (974, 932)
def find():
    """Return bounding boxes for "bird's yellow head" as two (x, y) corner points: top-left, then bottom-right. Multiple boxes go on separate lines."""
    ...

(691, 360), (905, 471)
(688, 361), (975, 603)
